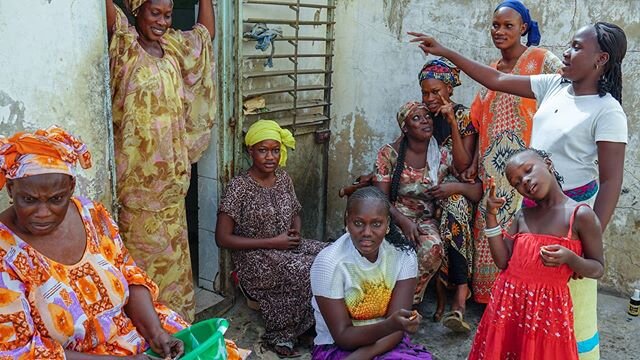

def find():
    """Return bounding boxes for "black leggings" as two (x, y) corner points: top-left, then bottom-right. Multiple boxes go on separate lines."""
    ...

(448, 246), (468, 285)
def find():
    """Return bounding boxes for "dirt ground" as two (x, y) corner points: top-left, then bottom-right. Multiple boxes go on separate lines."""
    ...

(221, 288), (640, 359)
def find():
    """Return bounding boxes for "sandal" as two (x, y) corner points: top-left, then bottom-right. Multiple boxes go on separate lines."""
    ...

(442, 310), (471, 333)
(261, 342), (302, 359)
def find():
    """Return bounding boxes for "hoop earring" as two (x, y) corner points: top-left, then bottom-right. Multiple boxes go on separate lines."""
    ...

(594, 64), (599, 70)
(8, 198), (13, 205)
(344, 226), (349, 233)
(386, 227), (390, 234)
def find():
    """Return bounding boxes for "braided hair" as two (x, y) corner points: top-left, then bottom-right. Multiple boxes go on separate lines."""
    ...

(389, 136), (408, 203)
(507, 147), (564, 186)
(347, 186), (415, 252)
(594, 22), (627, 104)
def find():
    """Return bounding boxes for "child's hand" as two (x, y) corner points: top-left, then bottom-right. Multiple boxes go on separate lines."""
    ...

(486, 176), (505, 216)
(540, 244), (576, 267)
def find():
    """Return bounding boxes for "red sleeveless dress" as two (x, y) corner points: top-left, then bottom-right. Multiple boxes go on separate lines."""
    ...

(468, 205), (587, 360)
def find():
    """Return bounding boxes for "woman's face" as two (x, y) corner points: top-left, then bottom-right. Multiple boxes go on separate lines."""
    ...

(136, 0), (173, 42)
(505, 151), (554, 201)
(561, 25), (607, 83)
(403, 107), (433, 142)
(346, 198), (388, 263)
(6, 174), (75, 236)
(420, 78), (452, 113)
(249, 139), (281, 174)
(491, 7), (526, 50)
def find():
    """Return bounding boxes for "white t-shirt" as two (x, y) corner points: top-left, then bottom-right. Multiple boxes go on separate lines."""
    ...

(530, 74), (627, 189)
(310, 233), (417, 345)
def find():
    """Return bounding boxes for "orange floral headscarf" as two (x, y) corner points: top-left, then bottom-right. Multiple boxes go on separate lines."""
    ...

(0, 126), (92, 190)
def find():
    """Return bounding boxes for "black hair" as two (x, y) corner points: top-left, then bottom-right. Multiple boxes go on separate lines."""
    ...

(346, 186), (415, 252)
(390, 136), (408, 203)
(594, 22), (627, 104)
(506, 147), (564, 186)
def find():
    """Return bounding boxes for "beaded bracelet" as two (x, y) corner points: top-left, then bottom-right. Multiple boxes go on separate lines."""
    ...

(484, 225), (502, 238)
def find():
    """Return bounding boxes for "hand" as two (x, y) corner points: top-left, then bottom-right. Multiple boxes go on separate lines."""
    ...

(399, 218), (421, 244)
(571, 272), (585, 280)
(271, 231), (301, 250)
(407, 32), (447, 57)
(389, 309), (421, 334)
(540, 244), (577, 267)
(486, 176), (505, 216)
(436, 94), (456, 125)
(459, 164), (477, 183)
(147, 330), (184, 360)
(429, 183), (458, 200)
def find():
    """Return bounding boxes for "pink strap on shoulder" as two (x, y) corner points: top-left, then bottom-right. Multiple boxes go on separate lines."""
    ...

(567, 203), (591, 238)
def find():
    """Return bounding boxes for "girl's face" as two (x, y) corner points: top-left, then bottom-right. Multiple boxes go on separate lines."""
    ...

(136, 0), (173, 43)
(420, 78), (452, 114)
(505, 151), (554, 200)
(249, 139), (281, 174)
(562, 26), (608, 82)
(491, 7), (526, 50)
(346, 198), (389, 263)
(402, 107), (433, 142)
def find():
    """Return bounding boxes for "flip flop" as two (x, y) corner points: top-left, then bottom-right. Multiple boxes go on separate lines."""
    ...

(442, 310), (471, 333)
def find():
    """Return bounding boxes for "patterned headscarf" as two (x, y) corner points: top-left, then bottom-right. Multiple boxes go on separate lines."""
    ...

(0, 126), (92, 190)
(245, 120), (296, 167)
(396, 101), (429, 129)
(418, 57), (461, 87)
(125, 0), (148, 16)
(495, 1), (541, 46)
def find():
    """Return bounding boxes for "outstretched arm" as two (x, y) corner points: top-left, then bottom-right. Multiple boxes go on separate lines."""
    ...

(105, 0), (116, 37)
(408, 32), (535, 99)
(593, 141), (625, 231)
(197, 0), (215, 38)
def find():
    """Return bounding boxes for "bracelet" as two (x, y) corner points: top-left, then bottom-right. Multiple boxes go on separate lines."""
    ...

(484, 225), (502, 238)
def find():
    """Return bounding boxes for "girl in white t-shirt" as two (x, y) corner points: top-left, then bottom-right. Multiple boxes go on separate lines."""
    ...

(310, 186), (432, 359)
(409, 22), (627, 360)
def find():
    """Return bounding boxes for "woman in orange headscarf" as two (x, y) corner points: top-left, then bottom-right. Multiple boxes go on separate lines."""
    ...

(0, 126), (187, 359)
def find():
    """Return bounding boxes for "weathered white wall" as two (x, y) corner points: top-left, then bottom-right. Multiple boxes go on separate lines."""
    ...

(327, 0), (640, 295)
(0, 0), (114, 207)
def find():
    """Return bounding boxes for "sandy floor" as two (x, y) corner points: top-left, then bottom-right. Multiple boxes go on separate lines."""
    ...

(219, 287), (640, 359)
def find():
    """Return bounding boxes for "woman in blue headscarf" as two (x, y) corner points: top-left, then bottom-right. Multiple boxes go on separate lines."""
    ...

(457, 0), (562, 307)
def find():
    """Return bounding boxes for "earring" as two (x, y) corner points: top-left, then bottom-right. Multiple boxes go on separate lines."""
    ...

(595, 64), (599, 70)
(386, 227), (390, 234)
(8, 198), (13, 205)
(345, 226), (349, 233)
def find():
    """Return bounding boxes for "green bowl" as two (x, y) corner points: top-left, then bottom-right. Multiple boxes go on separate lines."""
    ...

(145, 318), (230, 360)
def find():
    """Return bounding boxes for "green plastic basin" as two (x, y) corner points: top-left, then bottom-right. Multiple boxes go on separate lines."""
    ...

(145, 318), (230, 360)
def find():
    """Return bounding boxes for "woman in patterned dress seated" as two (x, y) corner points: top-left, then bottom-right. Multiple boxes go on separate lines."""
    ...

(216, 120), (326, 358)
(0, 126), (187, 359)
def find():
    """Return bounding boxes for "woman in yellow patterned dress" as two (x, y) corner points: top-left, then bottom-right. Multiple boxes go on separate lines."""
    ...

(105, 0), (215, 322)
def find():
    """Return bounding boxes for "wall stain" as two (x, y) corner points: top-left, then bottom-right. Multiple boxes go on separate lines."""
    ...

(0, 91), (26, 133)
(383, 0), (412, 40)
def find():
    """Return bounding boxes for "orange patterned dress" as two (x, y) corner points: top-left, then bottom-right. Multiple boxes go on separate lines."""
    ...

(469, 47), (562, 303)
(0, 197), (187, 359)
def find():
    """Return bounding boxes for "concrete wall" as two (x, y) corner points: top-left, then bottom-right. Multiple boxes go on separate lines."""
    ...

(0, 0), (114, 207)
(326, 0), (640, 295)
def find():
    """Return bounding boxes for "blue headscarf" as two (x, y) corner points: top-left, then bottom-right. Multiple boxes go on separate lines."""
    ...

(495, 1), (541, 46)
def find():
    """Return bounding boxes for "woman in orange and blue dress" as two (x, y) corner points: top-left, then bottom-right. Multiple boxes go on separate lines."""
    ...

(0, 127), (187, 359)
(464, 1), (562, 305)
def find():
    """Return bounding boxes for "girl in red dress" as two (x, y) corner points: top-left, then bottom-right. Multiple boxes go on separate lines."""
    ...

(468, 148), (604, 360)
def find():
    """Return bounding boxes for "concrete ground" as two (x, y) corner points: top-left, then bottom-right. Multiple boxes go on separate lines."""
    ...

(221, 288), (640, 359)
